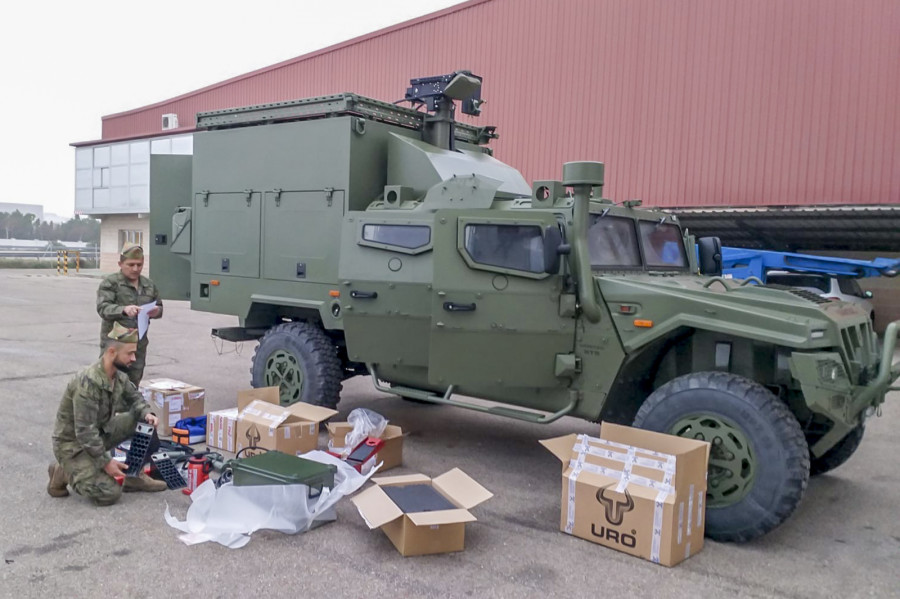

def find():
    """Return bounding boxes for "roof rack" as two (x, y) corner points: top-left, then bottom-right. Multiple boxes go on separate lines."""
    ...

(196, 93), (496, 146)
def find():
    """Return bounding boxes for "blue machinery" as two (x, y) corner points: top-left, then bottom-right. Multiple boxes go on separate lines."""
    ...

(720, 247), (900, 282)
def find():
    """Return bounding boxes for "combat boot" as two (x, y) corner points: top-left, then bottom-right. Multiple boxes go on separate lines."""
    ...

(47, 463), (70, 498)
(122, 472), (168, 493)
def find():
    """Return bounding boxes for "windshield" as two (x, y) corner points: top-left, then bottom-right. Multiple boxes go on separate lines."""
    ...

(638, 221), (688, 268)
(588, 214), (641, 267)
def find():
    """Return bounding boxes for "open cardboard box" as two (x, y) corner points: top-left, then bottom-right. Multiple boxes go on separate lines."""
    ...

(233, 387), (337, 456)
(352, 468), (493, 556)
(541, 423), (710, 567)
(139, 378), (205, 437)
(327, 422), (404, 472)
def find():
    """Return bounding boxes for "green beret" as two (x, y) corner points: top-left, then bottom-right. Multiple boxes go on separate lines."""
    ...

(120, 242), (144, 260)
(108, 322), (139, 344)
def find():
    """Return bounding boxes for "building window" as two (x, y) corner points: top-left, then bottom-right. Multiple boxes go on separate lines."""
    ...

(118, 229), (144, 251)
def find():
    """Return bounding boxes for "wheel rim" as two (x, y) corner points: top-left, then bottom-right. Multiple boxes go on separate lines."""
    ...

(263, 349), (303, 405)
(669, 414), (755, 508)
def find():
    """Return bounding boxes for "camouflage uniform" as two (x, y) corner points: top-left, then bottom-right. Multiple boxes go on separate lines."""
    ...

(96, 272), (163, 387)
(52, 361), (153, 506)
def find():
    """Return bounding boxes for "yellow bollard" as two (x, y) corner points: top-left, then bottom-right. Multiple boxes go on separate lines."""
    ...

(56, 251), (61, 275)
(63, 250), (68, 275)
(76, 250), (81, 273)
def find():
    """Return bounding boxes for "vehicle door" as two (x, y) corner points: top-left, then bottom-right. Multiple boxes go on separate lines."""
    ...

(428, 209), (574, 390)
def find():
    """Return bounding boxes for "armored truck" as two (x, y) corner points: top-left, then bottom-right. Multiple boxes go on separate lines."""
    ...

(150, 72), (900, 542)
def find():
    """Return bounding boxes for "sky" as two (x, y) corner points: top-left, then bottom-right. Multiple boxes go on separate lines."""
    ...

(0, 0), (466, 219)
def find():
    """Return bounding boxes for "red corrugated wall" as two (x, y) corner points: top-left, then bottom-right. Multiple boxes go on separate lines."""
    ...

(101, 0), (900, 208)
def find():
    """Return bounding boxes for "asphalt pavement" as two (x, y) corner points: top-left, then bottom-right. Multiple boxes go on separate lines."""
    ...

(0, 269), (897, 598)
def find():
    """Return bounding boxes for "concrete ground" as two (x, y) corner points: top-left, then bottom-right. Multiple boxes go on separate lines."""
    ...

(0, 269), (898, 598)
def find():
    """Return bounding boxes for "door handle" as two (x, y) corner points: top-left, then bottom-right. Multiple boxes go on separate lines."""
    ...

(443, 301), (476, 312)
(350, 290), (378, 299)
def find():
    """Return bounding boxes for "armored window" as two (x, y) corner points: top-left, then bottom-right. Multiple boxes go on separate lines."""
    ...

(639, 221), (688, 268)
(463, 223), (544, 273)
(362, 224), (431, 249)
(588, 215), (641, 268)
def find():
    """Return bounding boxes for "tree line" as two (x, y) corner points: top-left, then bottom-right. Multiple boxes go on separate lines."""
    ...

(0, 211), (100, 243)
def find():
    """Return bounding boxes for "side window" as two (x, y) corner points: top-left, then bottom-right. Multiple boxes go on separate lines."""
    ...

(464, 224), (544, 273)
(361, 224), (431, 250)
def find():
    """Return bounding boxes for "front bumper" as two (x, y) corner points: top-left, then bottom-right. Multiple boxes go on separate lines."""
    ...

(790, 320), (900, 457)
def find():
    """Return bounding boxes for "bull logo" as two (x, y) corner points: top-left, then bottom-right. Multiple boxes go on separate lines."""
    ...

(597, 484), (634, 526)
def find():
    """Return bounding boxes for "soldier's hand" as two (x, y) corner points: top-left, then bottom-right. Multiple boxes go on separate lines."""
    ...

(145, 413), (159, 426)
(104, 459), (128, 478)
(123, 305), (141, 318)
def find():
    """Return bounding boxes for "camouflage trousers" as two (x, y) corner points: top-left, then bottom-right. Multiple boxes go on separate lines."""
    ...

(99, 337), (148, 388)
(52, 412), (140, 506)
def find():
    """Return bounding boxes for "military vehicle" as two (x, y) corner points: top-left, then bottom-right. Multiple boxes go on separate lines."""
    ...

(150, 71), (900, 542)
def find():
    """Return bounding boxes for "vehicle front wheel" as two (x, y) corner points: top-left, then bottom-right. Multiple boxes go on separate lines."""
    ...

(633, 372), (809, 543)
(250, 321), (342, 408)
(809, 423), (865, 476)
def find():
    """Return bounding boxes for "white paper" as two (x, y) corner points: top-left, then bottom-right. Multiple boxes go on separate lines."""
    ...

(164, 450), (378, 548)
(137, 301), (157, 340)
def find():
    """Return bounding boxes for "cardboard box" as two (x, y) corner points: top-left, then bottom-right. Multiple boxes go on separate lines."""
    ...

(327, 422), (404, 472)
(234, 387), (337, 456)
(207, 408), (239, 453)
(541, 423), (710, 567)
(139, 378), (206, 437)
(352, 468), (493, 556)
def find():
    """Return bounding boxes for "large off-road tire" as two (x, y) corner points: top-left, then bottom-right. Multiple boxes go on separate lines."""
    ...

(633, 372), (810, 543)
(809, 424), (865, 476)
(250, 322), (342, 408)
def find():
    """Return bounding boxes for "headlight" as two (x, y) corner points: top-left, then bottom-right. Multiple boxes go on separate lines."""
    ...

(817, 361), (845, 383)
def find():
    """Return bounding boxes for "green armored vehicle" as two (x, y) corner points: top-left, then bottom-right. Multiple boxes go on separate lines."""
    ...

(150, 72), (900, 542)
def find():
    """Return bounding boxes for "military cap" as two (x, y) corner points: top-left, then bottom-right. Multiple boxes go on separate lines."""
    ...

(108, 322), (139, 344)
(119, 242), (144, 260)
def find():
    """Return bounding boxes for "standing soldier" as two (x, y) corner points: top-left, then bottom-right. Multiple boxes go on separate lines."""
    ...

(97, 242), (163, 387)
(48, 323), (167, 505)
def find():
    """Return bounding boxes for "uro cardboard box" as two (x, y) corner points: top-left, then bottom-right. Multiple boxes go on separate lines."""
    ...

(234, 386), (337, 456)
(541, 423), (710, 567)
(206, 408), (239, 453)
(139, 378), (205, 437)
(352, 468), (493, 556)
(327, 422), (404, 472)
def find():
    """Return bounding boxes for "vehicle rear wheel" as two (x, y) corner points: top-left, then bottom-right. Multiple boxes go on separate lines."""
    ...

(809, 423), (865, 476)
(633, 371), (809, 543)
(250, 321), (342, 408)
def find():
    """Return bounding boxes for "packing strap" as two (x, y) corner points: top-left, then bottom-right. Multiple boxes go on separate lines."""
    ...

(569, 434), (677, 564)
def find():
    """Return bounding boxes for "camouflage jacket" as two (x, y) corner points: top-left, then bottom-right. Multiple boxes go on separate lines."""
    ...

(52, 361), (152, 468)
(96, 272), (163, 342)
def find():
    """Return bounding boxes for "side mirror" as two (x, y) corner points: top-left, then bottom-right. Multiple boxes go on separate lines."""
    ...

(543, 225), (566, 274)
(698, 237), (722, 276)
(864, 290), (874, 299)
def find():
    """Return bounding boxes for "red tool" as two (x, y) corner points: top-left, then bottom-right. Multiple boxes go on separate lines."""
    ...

(183, 455), (212, 495)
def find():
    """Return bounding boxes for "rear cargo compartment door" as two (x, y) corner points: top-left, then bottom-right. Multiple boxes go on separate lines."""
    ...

(262, 189), (344, 282)
(194, 190), (261, 278)
(148, 155), (192, 300)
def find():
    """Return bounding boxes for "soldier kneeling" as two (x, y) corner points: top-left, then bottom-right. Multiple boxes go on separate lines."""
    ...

(48, 323), (167, 505)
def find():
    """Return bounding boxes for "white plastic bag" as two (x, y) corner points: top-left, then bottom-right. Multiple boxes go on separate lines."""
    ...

(164, 450), (377, 548)
(343, 408), (388, 455)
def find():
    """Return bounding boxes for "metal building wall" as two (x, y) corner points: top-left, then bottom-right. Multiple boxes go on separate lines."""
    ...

(100, 0), (900, 208)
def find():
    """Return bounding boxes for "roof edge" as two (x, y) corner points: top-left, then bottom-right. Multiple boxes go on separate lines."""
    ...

(101, 0), (489, 122)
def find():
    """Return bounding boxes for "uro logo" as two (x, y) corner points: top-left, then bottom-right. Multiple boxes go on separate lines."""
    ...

(596, 484), (634, 526)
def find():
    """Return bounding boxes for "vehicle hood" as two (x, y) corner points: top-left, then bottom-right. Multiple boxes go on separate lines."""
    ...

(595, 273), (870, 352)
